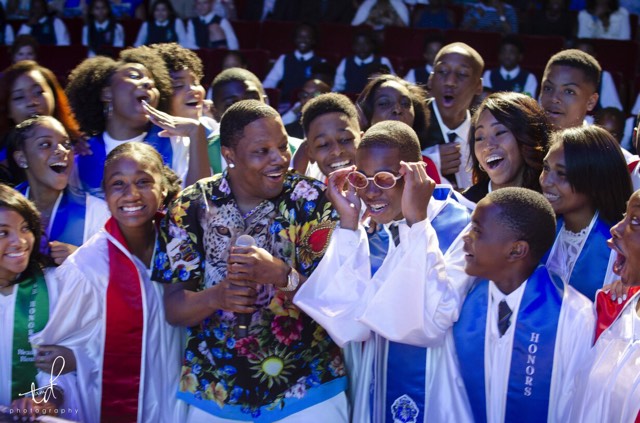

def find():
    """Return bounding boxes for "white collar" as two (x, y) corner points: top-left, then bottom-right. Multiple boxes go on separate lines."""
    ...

(95, 20), (110, 30)
(489, 279), (527, 313)
(103, 130), (147, 155)
(155, 19), (169, 27)
(38, 16), (48, 24)
(294, 50), (314, 61)
(199, 11), (216, 23)
(355, 55), (375, 66)
(431, 100), (471, 141)
(500, 66), (520, 79)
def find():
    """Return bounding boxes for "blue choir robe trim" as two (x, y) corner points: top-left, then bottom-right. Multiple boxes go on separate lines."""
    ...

(545, 216), (611, 301)
(77, 125), (170, 196)
(369, 192), (471, 422)
(453, 266), (563, 423)
(16, 183), (87, 247)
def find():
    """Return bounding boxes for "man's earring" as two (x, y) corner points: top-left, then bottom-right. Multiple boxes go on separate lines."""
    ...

(228, 163), (235, 169)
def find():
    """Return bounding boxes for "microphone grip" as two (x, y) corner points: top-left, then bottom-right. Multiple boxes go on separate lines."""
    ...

(233, 234), (257, 339)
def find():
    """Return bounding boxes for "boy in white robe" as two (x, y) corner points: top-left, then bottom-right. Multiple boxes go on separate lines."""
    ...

(455, 188), (595, 423)
(295, 120), (474, 422)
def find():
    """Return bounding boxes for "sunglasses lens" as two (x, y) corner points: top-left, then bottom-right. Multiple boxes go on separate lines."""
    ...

(347, 172), (368, 189)
(374, 172), (397, 189)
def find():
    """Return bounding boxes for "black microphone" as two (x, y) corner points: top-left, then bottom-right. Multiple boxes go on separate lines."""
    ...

(234, 234), (256, 338)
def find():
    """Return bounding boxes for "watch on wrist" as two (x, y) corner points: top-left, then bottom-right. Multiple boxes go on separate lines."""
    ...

(280, 267), (300, 292)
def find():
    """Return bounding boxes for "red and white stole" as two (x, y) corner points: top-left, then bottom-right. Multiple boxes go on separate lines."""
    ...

(100, 217), (145, 423)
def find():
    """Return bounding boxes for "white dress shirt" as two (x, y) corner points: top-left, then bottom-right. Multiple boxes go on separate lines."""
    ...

(82, 20), (125, 57)
(185, 10), (238, 50)
(332, 54), (395, 92)
(422, 100), (473, 189)
(482, 66), (538, 97)
(263, 50), (316, 89)
(404, 63), (433, 84)
(134, 19), (187, 47)
(17, 16), (70, 45)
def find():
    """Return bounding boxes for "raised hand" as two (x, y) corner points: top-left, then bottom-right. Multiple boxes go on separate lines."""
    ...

(399, 160), (435, 226)
(326, 165), (360, 230)
(142, 100), (202, 139)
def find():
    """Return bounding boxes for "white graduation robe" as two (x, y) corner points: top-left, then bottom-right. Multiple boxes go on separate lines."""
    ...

(31, 230), (187, 423)
(294, 193), (474, 423)
(570, 292), (640, 423)
(453, 276), (595, 423)
(0, 269), (81, 419)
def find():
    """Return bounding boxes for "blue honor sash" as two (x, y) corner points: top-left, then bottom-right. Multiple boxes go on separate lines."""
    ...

(78, 125), (171, 196)
(453, 266), (563, 423)
(374, 191), (471, 422)
(16, 185), (87, 248)
(554, 216), (611, 301)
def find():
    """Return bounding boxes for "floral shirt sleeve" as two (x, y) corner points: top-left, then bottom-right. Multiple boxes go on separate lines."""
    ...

(152, 177), (211, 285)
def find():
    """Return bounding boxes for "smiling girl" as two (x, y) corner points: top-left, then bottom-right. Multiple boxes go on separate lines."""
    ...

(9, 116), (109, 265)
(66, 47), (209, 198)
(0, 184), (79, 419)
(134, 0), (187, 47)
(0, 61), (80, 184)
(464, 92), (550, 203)
(31, 142), (186, 422)
(541, 125), (632, 300)
(82, 0), (124, 57)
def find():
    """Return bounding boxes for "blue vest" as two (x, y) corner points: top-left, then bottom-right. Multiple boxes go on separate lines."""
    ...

(191, 15), (225, 49)
(281, 53), (324, 101)
(31, 16), (57, 45)
(88, 20), (117, 55)
(489, 69), (530, 94)
(77, 125), (172, 198)
(413, 66), (430, 87)
(344, 56), (383, 94)
(454, 266), (563, 423)
(369, 187), (471, 422)
(147, 19), (178, 44)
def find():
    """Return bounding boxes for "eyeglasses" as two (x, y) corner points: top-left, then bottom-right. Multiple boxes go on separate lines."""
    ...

(347, 171), (402, 190)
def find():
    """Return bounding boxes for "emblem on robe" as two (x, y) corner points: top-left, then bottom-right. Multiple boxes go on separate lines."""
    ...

(391, 394), (419, 423)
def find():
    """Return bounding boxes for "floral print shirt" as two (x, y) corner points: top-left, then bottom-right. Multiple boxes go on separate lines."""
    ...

(152, 171), (346, 421)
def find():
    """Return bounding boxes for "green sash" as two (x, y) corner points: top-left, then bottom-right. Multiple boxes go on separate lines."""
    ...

(11, 269), (49, 400)
(207, 134), (223, 175)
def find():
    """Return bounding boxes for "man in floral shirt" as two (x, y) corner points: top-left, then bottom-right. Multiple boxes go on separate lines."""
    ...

(152, 100), (348, 422)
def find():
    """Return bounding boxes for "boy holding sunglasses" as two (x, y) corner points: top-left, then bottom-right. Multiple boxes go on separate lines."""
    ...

(295, 120), (474, 422)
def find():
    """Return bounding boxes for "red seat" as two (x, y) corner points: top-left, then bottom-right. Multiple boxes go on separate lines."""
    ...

(518, 34), (566, 70)
(443, 29), (502, 66)
(62, 18), (84, 45)
(119, 18), (143, 47)
(198, 48), (270, 88)
(37, 45), (89, 84)
(588, 38), (638, 85)
(229, 20), (260, 50)
(381, 26), (442, 60)
(317, 22), (359, 58)
(258, 20), (297, 60)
